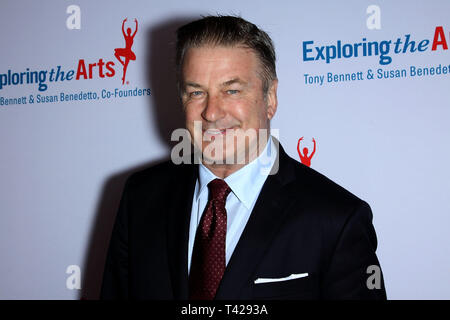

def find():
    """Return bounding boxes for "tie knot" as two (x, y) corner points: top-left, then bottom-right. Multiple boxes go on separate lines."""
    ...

(207, 179), (231, 202)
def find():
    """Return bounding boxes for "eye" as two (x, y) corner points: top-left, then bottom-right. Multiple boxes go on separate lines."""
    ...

(226, 89), (239, 95)
(189, 91), (204, 98)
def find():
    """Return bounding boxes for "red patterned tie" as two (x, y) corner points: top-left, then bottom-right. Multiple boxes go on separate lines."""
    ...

(189, 178), (232, 300)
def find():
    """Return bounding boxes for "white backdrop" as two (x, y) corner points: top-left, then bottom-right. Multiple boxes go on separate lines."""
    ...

(1, 0), (449, 299)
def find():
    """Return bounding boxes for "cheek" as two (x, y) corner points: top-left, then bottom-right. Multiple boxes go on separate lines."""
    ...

(184, 104), (201, 122)
(234, 99), (267, 127)
(228, 97), (257, 120)
(184, 112), (196, 137)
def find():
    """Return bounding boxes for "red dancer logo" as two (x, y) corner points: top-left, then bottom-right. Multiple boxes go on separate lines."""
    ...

(114, 18), (138, 84)
(297, 137), (316, 167)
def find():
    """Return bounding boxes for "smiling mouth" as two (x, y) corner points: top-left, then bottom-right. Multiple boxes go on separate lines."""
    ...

(203, 127), (238, 136)
(204, 128), (227, 135)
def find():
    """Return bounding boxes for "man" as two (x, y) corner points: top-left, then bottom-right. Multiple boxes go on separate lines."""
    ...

(100, 15), (386, 300)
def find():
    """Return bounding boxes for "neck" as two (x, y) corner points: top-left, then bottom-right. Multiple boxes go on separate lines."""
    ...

(202, 162), (245, 179)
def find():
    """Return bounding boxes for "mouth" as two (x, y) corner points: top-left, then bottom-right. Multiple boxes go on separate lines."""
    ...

(203, 127), (238, 137)
(204, 128), (227, 136)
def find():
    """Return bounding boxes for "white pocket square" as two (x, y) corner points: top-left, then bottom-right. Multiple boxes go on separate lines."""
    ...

(254, 273), (309, 284)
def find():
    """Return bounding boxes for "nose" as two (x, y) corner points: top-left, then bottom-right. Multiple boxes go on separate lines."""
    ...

(201, 94), (225, 122)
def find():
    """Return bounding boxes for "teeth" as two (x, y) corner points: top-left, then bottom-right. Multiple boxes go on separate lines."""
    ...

(205, 129), (225, 134)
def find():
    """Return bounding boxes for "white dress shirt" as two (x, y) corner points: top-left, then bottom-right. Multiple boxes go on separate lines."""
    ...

(187, 137), (278, 274)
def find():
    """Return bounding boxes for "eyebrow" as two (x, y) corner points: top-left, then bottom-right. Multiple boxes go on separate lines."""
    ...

(183, 78), (247, 91)
(184, 82), (203, 89)
(221, 78), (246, 87)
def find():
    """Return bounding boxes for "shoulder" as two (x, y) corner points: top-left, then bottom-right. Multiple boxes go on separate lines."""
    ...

(124, 159), (195, 193)
(295, 159), (360, 204)
(277, 152), (376, 252)
(279, 149), (371, 222)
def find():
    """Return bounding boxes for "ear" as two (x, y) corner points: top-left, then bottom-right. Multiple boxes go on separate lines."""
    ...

(266, 79), (278, 120)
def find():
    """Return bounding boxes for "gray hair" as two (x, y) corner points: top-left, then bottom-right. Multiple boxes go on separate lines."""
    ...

(175, 15), (277, 96)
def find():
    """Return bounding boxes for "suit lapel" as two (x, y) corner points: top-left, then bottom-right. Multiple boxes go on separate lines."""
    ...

(166, 162), (197, 300)
(215, 144), (298, 299)
(165, 144), (299, 300)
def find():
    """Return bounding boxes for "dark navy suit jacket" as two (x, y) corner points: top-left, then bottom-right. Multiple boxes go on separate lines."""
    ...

(100, 143), (387, 299)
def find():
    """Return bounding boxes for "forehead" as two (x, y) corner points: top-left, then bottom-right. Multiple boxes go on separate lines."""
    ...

(182, 45), (261, 83)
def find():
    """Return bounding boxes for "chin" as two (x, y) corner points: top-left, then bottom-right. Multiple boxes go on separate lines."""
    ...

(200, 144), (239, 165)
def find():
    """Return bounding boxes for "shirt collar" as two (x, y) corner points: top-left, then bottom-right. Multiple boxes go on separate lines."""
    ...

(196, 137), (277, 210)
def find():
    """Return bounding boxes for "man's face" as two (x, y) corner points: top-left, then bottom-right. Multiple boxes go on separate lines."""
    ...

(181, 45), (277, 165)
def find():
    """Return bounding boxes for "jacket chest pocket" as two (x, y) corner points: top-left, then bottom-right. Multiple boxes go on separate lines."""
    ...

(251, 273), (316, 300)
